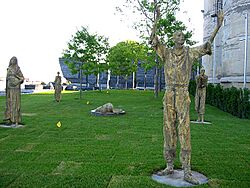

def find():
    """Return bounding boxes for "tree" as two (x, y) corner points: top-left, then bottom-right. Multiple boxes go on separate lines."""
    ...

(107, 41), (144, 89)
(108, 41), (136, 89)
(90, 35), (110, 88)
(117, 0), (194, 45)
(129, 41), (151, 89)
(62, 26), (109, 98)
(137, 45), (157, 90)
(117, 0), (195, 96)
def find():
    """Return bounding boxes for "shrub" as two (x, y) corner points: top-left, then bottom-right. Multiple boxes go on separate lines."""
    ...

(206, 84), (250, 119)
(189, 81), (250, 119)
(188, 80), (196, 96)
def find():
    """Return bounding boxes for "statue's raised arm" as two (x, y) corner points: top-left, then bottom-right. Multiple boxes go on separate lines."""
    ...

(190, 11), (224, 58)
(149, 5), (161, 48)
(209, 11), (224, 44)
(149, 5), (167, 60)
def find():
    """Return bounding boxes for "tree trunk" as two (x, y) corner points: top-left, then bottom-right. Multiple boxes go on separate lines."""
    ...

(107, 70), (111, 90)
(116, 75), (119, 89)
(159, 67), (162, 92)
(125, 76), (128, 90)
(96, 73), (101, 90)
(132, 72), (136, 89)
(79, 69), (83, 99)
(96, 74), (99, 87)
(154, 66), (159, 98)
(144, 71), (147, 90)
(86, 75), (89, 88)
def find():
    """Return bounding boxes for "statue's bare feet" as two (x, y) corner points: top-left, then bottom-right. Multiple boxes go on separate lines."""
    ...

(5, 119), (12, 125)
(197, 116), (201, 122)
(201, 115), (204, 123)
(157, 168), (174, 176)
(184, 174), (199, 185)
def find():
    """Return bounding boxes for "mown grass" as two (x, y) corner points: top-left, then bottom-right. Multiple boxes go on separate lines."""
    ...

(0, 90), (249, 188)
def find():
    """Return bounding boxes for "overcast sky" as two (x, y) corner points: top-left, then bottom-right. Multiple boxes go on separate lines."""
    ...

(0, 0), (203, 82)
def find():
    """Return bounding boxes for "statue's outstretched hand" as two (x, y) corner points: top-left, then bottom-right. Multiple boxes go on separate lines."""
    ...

(208, 11), (224, 44)
(156, 5), (161, 20)
(217, 11), (224, 27)
(149, 5), (160, 45)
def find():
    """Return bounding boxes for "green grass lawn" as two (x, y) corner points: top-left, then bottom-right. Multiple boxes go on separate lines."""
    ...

(0, 90), (249, 188)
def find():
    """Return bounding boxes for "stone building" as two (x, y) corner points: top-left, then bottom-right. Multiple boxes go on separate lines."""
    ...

(203, 0), (250, 88)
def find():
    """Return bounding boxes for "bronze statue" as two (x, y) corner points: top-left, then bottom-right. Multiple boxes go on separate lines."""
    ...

(95, 103), (114, 114)
(54, 72), (62, 102)
(91, 103), (125, 116)
(150, 9), (224, 185)
(4, 57), (24, 125)
(195, 68), (208, 123)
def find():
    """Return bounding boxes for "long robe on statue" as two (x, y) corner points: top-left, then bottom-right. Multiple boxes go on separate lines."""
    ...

(5, 57), (24, 124)
(54, 73), (62, 102)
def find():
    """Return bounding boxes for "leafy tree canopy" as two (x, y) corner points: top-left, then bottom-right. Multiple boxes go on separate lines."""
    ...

(108, 40), (163, 77)
(108, 41), (137, 77)
(117, 0), (195, 47)
(62, 26), (110, 75)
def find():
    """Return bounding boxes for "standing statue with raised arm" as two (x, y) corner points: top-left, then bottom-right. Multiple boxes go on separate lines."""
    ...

(54, 72), (62, 102)
(5, 57), (24, 126)
(150, 7), (224, 184)
(195, 68), (208, 123)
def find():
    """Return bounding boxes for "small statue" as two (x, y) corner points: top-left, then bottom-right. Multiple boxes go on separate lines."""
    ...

(150, 8), (224, 185)
(54, 72), (62, 102)
(195, 68), (208, 123)
(92, 103), (125, 116)
(95, 103), (114, 114)
(4, 57), (24, 125)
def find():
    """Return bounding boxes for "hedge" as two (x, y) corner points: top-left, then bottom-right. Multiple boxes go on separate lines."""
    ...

(189, 80), (250, 119)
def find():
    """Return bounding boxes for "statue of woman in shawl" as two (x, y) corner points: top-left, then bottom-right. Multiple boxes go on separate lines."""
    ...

(4, 56), (24, 125)
(54, 72), (62, 102)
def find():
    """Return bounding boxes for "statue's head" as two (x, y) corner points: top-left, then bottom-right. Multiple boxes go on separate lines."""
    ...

(173, 31), (185, 46)
(57, 72), (60, 75)
(200, 68), (205, 75)
(9, 56), (18, 67)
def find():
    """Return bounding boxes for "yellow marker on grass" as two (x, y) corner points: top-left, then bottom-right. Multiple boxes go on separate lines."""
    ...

(86, 101), (90, 105)
(56, 121), (62, 128)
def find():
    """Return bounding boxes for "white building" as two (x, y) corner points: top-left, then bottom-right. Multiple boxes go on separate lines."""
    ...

(203, 0), (250, 88)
